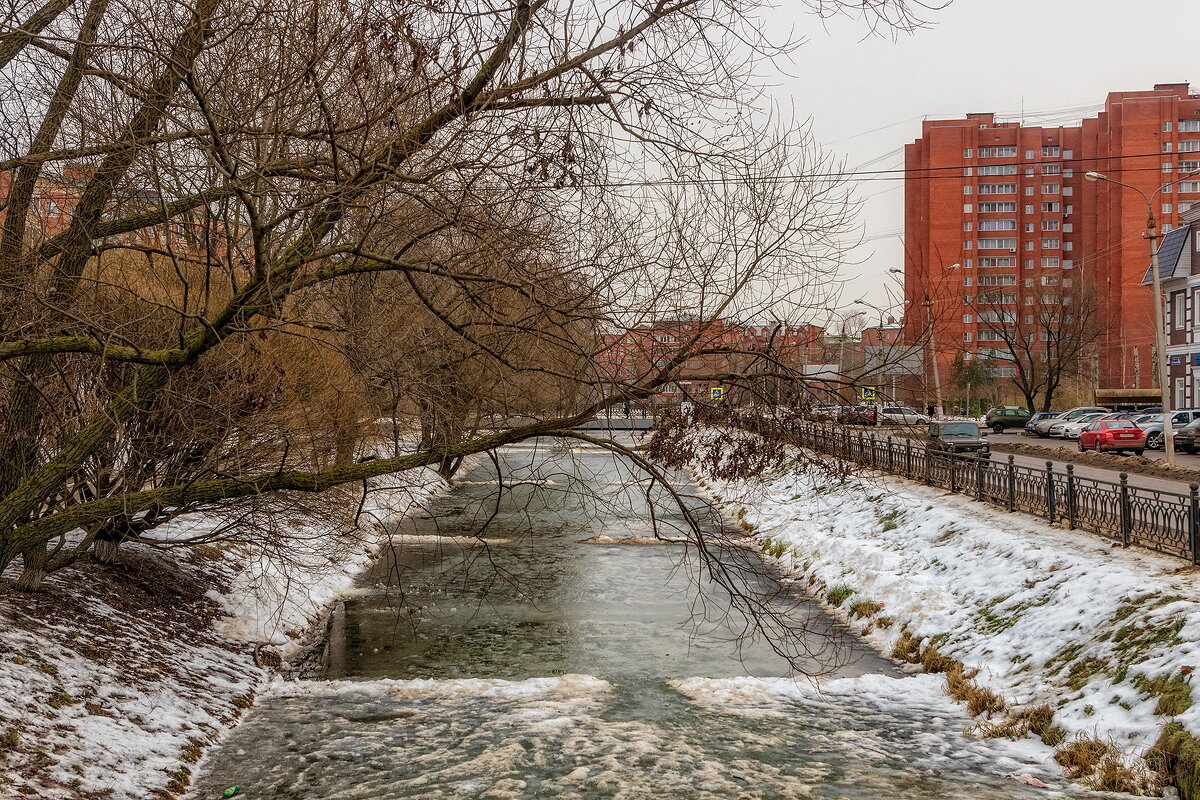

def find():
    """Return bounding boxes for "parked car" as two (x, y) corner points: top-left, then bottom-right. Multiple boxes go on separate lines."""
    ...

(1136, 409), (1200, 450)
(844, 405), (876, 425)
(808, 404), (840, 421)
(878, 406), (929, 426)
(1078, 419), (1146, 455)
(1057, 412), (1108, 440)
(1174, 419), (1200, 454)
(1024, 412), (1060, 436)
(925, 420), (990, 457)
(984, 406), (1031, 433)
(1029, 406), (1110, 437)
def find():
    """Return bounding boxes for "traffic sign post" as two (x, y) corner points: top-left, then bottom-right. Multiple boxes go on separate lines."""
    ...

(710, 387), (725, 401)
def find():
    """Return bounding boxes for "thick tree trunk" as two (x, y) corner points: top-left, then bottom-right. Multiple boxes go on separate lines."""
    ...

(14, 543), (48, 592)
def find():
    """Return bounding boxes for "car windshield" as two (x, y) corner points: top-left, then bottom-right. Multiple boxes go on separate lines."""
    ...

(1074, 414), (1104, 424)
(1104, 420), (1135, 429)
(1138, 414), (1162, 424)
(937, 422), (979, 436)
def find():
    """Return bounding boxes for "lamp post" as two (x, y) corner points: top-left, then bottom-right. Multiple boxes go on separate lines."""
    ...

(1085, 168), (1200, 466)
(893, 264), (958, 418)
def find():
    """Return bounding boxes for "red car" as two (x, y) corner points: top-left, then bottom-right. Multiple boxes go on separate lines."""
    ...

(1078, 419), (1146, 455)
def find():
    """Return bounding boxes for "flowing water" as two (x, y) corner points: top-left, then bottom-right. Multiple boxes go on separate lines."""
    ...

(193, 438), (1076, 799)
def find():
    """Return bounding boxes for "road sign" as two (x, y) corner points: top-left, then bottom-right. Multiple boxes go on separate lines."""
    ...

(861, 386), (877, 402)
(710, 387), (725, 400)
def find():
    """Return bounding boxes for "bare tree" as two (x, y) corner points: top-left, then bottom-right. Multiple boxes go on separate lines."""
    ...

(0, 0), (941, 593)
(969, 276), (1101, 412)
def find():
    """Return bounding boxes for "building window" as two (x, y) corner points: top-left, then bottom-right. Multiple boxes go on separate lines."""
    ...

(1181, 121), (1200, 132)
(1024, 149), (1035, 160)
(963, 277), (973, 287)
(1063, 168), (1074, 178)
(1042, 183), (1060, 194)
(963, 203), (974, 213)
(1165, 121), (1175, 133)
(1065, 204), (1073, 214)
(1040, 201), (1060, 213)
(964, 166), (973, 176)
(1024, 186), (1035, 196)
(978, 257), (1014, 267)
(1024, 168), (1034, 177)
(1025, 241), (1034, 251)
(979, 165), (1017, 176)
(1165, 142), (1174, 153)
(1063, 222), (1073, 232)
(964, 240), (973, 250)
(964, 258), (973, 268)
(45, 200), (59, 218)
(979, 219), (1016, 231)
(1181, 141), (1200, 153)
(1064, 241), (1073, 251)
(1041, 164), (1061, 175)
(1025, 204), (1034, 214)
(1025, 296), (1034, 305)
(964, 148), (973, 158)
(978, 237), (1017, 249)
(1041, 219), (1060, 231)
(1063, 149), (1073, 159)
(1176, 293), (1186, 329)
(979, 201), (1016, 213)
(1024, 277), (1034, 287)
(979, 274), (1016, 286)
(1063, 260), (1073, 269)
(1063, 278), (1073, 287)
(1041, 257), (1060, 268)
(1062, 186), (1073, 196)
(1043, 146), (1060, 157)
(963, 185), (973, 195)
(963, 221), (973, 231)
(979, 183), (1016, 194)
(1024, 222), (1034, 233)
(964, 332), (973, 342)
(1024, 259), (1034, 269)
(1164, 204), (1173, 214)
(1165, 162), (1176, 173)
(963, 314), (973, 324)
(979, 146), (1016, 158)
(1024, 315), (1034, 325)
(1180, 181), (1200, 193)
(1041, 238), (1060, 248)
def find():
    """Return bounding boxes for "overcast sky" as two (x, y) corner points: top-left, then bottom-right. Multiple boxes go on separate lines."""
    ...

(762, 0), (1199, 321)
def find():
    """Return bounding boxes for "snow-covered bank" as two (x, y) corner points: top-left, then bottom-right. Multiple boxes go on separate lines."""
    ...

(687, 426), (1200, 794)
(0, 468), (449, 799)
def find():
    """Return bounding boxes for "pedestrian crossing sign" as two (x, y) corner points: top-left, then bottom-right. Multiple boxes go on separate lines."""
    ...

(862, 386), (877, 401)
(710, 387), (725, 400)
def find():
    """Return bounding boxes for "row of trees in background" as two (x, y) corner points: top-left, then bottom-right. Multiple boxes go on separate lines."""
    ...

(0, 0), (941, 592)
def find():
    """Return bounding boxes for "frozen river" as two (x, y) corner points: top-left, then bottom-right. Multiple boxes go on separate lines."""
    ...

(192, 438), (1070, 799)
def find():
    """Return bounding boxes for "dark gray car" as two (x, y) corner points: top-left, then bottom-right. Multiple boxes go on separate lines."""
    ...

(926, 421), (990, 456)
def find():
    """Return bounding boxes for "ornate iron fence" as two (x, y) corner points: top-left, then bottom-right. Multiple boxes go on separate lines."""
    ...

(726, 414), (1200, 565)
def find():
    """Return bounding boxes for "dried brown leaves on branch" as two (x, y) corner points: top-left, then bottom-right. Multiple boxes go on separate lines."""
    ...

(0, 0), (939, 593)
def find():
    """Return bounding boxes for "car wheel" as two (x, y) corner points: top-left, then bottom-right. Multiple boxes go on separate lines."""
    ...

(1186, 446), (1197, 455)
(1147, 432), (1163, 449)
(992, 423), (1004, 434)
(1078, 440), (1086, 452)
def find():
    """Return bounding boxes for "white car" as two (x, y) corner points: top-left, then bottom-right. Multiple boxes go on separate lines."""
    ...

(879, 407), (930, 425)
(1059, 412), (1107, 440)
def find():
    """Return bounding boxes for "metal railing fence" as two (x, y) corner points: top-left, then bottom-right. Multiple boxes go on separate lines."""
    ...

(723, 413), (1200, 565)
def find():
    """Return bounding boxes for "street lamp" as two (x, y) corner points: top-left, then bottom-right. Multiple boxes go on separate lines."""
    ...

(1085, 168), (1200, 466)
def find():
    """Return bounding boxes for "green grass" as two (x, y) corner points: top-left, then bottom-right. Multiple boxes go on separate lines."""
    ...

(1134, 673), (1194, 717)
(826, 585), (855, 607)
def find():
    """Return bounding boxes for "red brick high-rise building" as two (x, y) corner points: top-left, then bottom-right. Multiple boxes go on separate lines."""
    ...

(904, 83), (1200, 407)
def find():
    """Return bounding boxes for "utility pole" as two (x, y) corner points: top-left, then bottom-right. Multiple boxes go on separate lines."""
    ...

(924, 296), (943, 418)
